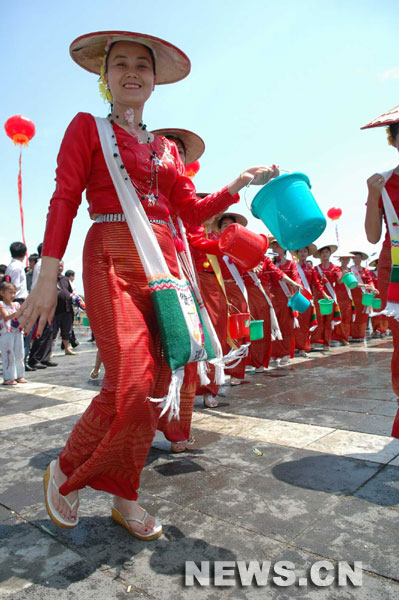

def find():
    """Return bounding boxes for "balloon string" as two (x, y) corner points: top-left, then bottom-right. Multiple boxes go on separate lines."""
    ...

(335, 223), (339, 245)
(18, 147), (28, 264)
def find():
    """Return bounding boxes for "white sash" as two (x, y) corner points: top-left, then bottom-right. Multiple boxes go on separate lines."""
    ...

(247, 271), (282, 340)
(317, 265), (337, 303)
(380, 168), (399, 319)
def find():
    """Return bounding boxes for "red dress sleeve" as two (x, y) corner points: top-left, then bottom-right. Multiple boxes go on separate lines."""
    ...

(362, 267), (374, 285)
(187, 231), (223, 256)
(289, 260), (302, 284)
(311, 268), (325, 296)
(170, 176), (240, 227)
(42, 113), (94, 259)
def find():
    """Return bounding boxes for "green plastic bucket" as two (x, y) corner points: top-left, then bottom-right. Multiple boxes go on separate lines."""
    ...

(362, 293), (374, 306)
(250, 319), (264, 341)
(372, 297), (382, 310)
(318, 299), (333, 315)
(341, 272), (358, 289)
(82, 316), (90, 327)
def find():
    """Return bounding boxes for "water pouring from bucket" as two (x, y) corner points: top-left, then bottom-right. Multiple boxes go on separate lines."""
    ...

(250, 172), (327, 250)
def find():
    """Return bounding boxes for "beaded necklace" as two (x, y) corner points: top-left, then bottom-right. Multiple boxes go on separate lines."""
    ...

(107, 111), (165, 207)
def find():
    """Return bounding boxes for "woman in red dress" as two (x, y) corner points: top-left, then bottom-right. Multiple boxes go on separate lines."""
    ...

(331, 252), (356, 346)
(16, 31), (280, 537)
(293, 245), (327, 357)
(310, 244), (341, 350)
(369, 260), (389, 337)
(364, 106), (399, 436)
(349, 251), (376, 341)
(269, 240), (302, 366)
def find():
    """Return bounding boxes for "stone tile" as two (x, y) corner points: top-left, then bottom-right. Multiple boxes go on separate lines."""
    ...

(370, 402), (398, 417)
(0, 394), (66, 417)
(0, 416), (80, 454)
(294, 496), (399, 582)
(271, 449), (381, 496)
(9, 567), (140, 600)
(342, 414), (395, 436)
(305, 430), (399, 464)
(191, 411), (334, 450)
(222, 547), (399, 599)
(354, 465), (399, 506)
(0, 517), (82, 596)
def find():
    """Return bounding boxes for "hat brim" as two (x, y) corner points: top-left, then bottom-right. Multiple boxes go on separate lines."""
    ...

(361, 104), (399, 130)
(211, 212), (248, 229)
(313, 244), (338, 258)
(152, 128), (205, 163)
(334, 251), (356, 258)
(292, 243), (317, 257)
(70, 31), (190, 85)
(350, 251), (368, 261)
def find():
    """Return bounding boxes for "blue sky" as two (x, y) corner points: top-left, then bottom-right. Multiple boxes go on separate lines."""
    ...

(2, 0), (399, 292)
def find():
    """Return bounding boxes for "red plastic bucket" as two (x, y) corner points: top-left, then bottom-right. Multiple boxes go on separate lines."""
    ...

(219, 223), (269, 270)
(229, 312), (250, 339)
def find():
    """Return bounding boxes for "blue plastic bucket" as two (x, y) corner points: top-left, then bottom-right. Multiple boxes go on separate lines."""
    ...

(251, 172), (327, 250)
(288, 291), (311, 314)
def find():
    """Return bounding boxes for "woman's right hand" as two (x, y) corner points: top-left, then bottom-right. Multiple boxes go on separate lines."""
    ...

(367, 173), (385, 198)
(15, 256), (59, 336)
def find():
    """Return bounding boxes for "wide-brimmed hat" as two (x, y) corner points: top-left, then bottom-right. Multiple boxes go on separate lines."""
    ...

(210, 212), (248, 230)
(350, 250), (368, 261)
(334, 251), (356, 259)
(70, 31), (191, 84)
(292, 243), (317, 258)
(313, 244), (338, 258)
(361, 105), (399, 130)
(151, 128), (205, 164)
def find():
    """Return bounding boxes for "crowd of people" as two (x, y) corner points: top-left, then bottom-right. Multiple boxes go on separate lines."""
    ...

(0, 241), (81, 384)
(2, 30), (398, 542)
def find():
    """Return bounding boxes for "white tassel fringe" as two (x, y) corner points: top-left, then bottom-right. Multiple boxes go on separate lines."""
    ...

(198, 361), (211, 386)
(148, 367), (184, 421)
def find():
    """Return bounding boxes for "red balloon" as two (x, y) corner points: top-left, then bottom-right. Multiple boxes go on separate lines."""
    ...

(4, 115), (36, 146)
(185, 160), (200, 178)
(327, 207), (342, 221)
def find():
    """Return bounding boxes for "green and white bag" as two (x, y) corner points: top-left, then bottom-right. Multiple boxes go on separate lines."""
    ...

(95, 117), (215, 419)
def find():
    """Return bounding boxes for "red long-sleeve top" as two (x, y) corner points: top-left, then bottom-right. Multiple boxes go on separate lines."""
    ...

(297, 261), (325, 296)
(313, 263), (341, 297)
(268, 258), (301, 289)
(187, 226), (223, 273)
(41, 112), (239, 259)
(351, 266), (374, 286)
(378, 173), (399, 249)
(257, 256), (284, 288)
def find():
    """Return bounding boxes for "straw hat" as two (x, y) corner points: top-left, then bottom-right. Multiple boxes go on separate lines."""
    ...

(350, 250), (368, 261)
(214, 212), (248, 230)
(369, 258), (378, 268)
(70, 31), (191, 84)
(334, 251), (356, 258)
(312, 244), (338, 258)
(361, 105), (399, 129)
(292, 243), (317, 258)
(151, 128), (205, 164)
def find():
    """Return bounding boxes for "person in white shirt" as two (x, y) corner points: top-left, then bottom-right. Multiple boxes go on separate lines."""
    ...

(5, 242), (27, 302)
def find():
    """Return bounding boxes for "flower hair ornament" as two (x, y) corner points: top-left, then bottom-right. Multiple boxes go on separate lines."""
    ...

(99, 37), (113, 104)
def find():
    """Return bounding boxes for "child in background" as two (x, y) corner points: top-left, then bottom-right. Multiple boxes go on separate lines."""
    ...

(0, 281), (27, 385)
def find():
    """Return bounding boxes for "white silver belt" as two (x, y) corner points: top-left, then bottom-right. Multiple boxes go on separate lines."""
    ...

(95, 214), (168, 226)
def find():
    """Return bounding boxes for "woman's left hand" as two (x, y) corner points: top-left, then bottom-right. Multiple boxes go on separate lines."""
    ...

(241, 165), (280, 186)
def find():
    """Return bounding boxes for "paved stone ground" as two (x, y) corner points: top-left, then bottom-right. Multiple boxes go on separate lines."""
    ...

(1, 327), (399, 599)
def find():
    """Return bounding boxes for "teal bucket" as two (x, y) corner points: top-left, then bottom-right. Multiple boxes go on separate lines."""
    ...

(288, 291), (311, 314)
(251, 172), (326, 250)
(372, 297), (382, 310)
(250, 319), (264, 341)
(318, 299), (333, 315)
(362, 292), (374, 307)
(341, 272), (358, 289)
(82, 316), (90, 327)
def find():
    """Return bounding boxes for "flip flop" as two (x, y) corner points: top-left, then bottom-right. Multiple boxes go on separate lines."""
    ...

(111, 506), (162, 541)
(43, 460), (79, 529)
